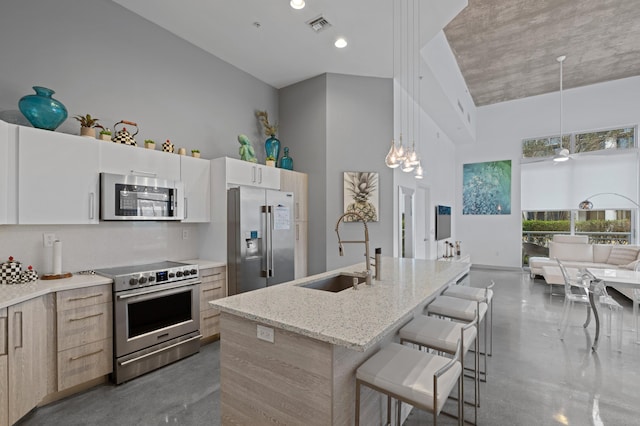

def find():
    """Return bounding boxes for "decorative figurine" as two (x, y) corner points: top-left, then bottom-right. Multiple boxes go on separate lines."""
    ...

(238, 134), (257, 163)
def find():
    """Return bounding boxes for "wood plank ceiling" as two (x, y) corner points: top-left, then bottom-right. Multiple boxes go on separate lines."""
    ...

(443, 0), (640, 106)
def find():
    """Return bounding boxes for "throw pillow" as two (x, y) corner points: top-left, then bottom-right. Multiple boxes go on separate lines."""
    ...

(607, 246), (640, 265)
(621, 259), (640, 270)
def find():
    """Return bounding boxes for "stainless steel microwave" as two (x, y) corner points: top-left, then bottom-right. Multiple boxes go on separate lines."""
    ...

(100, 173), (184, 221)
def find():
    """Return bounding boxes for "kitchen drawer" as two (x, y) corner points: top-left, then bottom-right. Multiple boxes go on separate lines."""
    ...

(200, 286), (225, 311)
(57, 338), (113, 391)
(57, 285), (112, 311)
(57, 302), (112, 351)
(200, 309), (220, 338)
(201, 267), (225, 283)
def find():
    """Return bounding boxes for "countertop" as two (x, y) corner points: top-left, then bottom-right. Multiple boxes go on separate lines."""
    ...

(210, 256), (470, 351)
(0, 274), (112, 309)
(0, 258), (223, 309)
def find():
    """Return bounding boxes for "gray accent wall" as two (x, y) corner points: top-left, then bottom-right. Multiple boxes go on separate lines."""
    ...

(0, 0), (278, 271)
(279, 73), (393, 274)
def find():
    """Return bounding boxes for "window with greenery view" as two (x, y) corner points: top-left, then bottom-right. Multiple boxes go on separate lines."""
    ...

(522, 126), (635, 159)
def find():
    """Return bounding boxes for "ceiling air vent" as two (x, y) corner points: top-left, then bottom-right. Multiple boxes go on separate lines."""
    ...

(307, 16), (331, 33)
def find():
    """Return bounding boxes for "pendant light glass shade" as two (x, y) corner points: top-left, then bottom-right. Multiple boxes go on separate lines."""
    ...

(414, 163), (423, 179)
(385, 139), (400, 168)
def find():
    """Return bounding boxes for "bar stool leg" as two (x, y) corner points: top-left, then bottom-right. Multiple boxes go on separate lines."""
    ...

(355, 380), (361, 425)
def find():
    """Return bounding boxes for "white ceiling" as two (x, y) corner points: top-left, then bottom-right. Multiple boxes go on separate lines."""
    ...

(111, 0), (465, 89)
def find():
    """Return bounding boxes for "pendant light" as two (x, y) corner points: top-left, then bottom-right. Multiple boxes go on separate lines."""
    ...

(553, 55), (569, 162)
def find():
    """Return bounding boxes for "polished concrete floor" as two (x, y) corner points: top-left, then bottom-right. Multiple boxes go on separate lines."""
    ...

(20, 268), (640, 425)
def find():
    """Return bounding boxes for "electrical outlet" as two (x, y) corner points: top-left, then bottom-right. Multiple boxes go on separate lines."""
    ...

(43, 233), (56, 247)
(257, 325), (274, 343)
(182, 229), (189, 240)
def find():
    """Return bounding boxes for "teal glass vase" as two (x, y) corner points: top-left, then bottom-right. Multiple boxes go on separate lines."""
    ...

(18, 86), (68, 131)
(280, 147), (293, 170)
(265, 136), (281, 164)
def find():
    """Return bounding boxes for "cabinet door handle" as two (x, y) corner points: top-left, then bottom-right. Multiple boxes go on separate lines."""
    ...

(252, 166), (256, 183)
(202, 288), (219, 293)
(68, 293), (103, 302)
(130, 170), (157, 177)
(203, 314), (219, 320)
(70, 348), (104, 361)
(13, 311), (23, 349)
(69, 312), (104, 322)
(258, 168), (263, 184)
(89, 192), (95, 220)
(296, 223), (299, 241)
(184, 197), (188, 219)
(0, 316), (7, 356)
(295, 202), (299, 220)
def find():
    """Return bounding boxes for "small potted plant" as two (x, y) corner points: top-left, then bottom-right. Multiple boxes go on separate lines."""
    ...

(98, 127), (112, 141)
(265, 155), (276, 167)
(144, 139), (156, 150)
(73, 114), (101, 138)
(191, 149), (201, 158)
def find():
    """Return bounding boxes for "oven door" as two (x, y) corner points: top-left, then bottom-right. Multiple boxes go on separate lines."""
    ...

(114, 279), (200, 357)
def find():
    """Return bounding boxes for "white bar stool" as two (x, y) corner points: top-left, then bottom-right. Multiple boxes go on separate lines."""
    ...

(426, 295), (489, 382)
(399, 314), (478, 425)
(444, 281), (495, 356)
(355, 342), (463, 426)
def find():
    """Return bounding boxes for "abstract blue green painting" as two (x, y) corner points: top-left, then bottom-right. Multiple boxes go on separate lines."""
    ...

(462, 160), (511, 215)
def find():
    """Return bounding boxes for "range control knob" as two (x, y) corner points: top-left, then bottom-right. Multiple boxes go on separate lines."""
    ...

(183, 270), (190, 276)
(176, 271), (184, 277)
(168, 272), (175, 278)
(148, 276), (156, 282)
(190, 269), (198, 275)
(129, 277), (138, 286)
(138, 276), (148, 284)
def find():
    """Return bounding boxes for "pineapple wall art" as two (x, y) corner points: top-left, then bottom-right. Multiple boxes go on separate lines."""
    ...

(343, 172), (379, 222)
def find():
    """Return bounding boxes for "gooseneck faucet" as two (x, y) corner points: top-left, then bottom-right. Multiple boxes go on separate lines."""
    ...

(335, 211), (372, 285)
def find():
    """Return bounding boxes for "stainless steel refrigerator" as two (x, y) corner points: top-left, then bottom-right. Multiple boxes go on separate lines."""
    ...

(227, 186), (295, 295)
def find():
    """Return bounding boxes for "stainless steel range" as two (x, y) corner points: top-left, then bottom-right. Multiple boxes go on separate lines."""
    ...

(96, 261), (201, 384)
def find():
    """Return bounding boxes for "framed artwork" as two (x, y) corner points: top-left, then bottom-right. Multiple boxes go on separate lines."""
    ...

(343, 172), (379, 222)
(463, 160), (511, 215)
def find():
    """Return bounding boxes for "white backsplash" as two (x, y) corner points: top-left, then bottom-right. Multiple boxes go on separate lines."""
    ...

(0, 222), (201, 274)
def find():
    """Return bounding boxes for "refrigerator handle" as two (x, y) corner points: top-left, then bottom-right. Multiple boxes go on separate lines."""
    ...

(269, 205), (274, 277)
(262, 205), (269, 277)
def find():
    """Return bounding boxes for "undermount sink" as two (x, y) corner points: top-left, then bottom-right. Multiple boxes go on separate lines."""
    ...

(298, 273), (366, 293)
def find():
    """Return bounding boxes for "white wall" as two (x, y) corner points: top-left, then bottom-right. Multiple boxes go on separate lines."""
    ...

(0, 0), (278, 270)
(457, 76), (640, 268)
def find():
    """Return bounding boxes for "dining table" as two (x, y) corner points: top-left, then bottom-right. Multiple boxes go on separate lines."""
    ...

(586, 268), (640, 351)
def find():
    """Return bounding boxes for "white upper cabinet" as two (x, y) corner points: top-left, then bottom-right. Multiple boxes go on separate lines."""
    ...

(180, 156), (210, 223)
(225, 157), (280, 189)
(99, 142), (180, 181)
(0, 120), (18, 224)
(18, 127), (99, 224)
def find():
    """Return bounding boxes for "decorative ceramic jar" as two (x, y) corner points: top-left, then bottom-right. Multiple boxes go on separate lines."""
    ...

(280, 147), (293, 170)
(162, 139), (174, 153)
(18, 86), (68, 130)
(265, 135), (281, 164)
(1, 256), (22, 284)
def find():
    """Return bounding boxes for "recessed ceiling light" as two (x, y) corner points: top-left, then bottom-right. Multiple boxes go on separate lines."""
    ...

(335, 38), (347, 48)
(290, 0), (305, 9)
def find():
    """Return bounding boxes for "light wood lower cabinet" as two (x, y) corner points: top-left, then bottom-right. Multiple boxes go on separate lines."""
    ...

(200, 266), (226, 339)
(56, 285), (112, 391)
(3, 296), (49, 426)
(0, 308), (7, 426)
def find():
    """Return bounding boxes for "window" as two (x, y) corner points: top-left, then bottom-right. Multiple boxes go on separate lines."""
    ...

(522, 126), (636, 159)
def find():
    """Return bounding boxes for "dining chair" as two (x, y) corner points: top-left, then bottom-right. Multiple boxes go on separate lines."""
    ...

(557, 259), (623, 351)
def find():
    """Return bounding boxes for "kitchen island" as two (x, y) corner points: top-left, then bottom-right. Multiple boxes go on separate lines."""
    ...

(210, 256), (470, 425)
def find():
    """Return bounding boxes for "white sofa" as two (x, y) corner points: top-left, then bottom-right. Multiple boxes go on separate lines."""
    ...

(529, 234), (640, 299)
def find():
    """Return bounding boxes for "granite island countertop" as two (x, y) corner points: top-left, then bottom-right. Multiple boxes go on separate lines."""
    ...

(210, 256), (470, 351)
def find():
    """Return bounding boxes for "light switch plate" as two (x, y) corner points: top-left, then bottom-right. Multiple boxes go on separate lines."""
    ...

(43, 233), (56, 247)
(257, 325), (274, 343)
